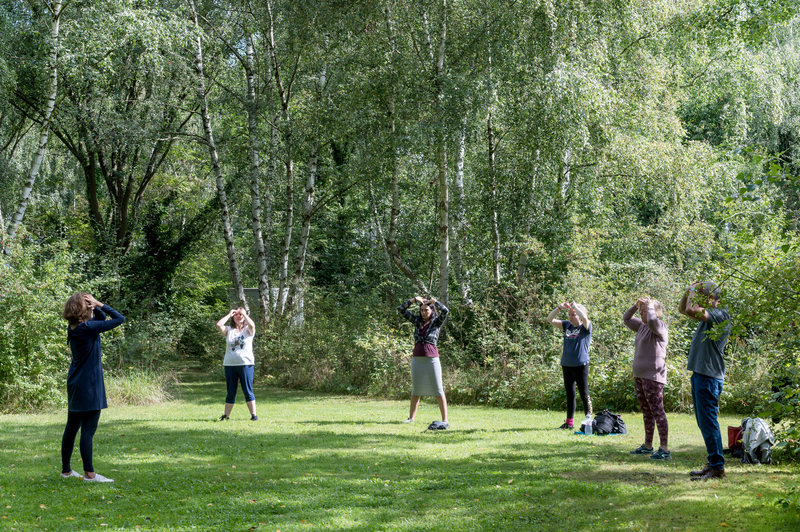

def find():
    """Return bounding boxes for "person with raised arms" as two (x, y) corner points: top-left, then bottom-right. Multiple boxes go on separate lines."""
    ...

(679, 281), (732, 481)
(60, 293), (126, 482)
(623, 296), (670, 460)
(546, 301), (593, 430)
(397, 296), (450, 430)
(216, 307), (258, 421)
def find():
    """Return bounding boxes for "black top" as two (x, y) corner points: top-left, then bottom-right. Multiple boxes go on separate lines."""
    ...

(66, 305), (126, 411)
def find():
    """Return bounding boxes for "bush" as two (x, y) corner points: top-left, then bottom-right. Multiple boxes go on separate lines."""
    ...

(0, 238), (76, 412)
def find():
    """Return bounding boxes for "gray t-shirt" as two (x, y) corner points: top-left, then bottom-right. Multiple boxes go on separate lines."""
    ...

(686, 308), (731, 381)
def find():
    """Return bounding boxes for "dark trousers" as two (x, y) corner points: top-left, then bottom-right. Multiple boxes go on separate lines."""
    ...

(61, 409), (102, 473)
(691, 372), (725, 469)
(225, 365), (255, 403)
(562, 364), (592, 419)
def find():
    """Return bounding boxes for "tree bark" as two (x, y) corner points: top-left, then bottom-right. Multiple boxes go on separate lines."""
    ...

(516, 150), (540, 285)
(450, 120), (472, 305)
(435, 1), (449, 306)
(382, 2), (429, 296)
(189, 0), (248, 312)
(244, 31), (272, 323)
(265, 0), (297, 316)
(5, 0), (62, 252)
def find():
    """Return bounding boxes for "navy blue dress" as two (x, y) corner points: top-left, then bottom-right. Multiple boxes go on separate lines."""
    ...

(66, 305), (126, 412)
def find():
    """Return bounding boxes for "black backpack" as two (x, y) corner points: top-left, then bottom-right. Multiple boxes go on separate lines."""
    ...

(592, 410), (627, 435)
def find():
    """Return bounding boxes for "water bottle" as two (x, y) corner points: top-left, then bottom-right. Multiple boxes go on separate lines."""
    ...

(583, 414), (593, 435)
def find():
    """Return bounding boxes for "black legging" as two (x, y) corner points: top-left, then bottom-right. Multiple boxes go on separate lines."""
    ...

(61, 409), (101, 474)
(562, 365), (592, 419)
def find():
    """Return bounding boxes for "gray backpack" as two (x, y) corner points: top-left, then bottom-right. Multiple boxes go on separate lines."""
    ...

(741, 417), (774, 465)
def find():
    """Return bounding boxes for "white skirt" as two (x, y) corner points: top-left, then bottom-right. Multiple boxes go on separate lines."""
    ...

(411, 356), (444, 397)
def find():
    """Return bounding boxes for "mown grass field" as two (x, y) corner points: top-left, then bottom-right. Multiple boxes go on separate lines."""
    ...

(1, 378), (798, 531)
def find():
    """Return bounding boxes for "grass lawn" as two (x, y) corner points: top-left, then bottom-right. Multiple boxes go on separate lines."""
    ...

(1, 378), (798, 532)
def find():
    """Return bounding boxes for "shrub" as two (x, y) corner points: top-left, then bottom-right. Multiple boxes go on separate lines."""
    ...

(0, 238), (76, 412)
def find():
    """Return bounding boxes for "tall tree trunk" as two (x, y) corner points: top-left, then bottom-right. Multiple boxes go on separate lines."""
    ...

(516, 150), (540, 285)
(244, 32), (272, 323)
(450, 120), (472, 305)
(189, 0), (248, 312)
(265, 0), (296, 316)
(5, 0), (62, 252)
(487, 40), (501, 285)
(285, 142), (319, 313)
(435, 1), (449, 305)
(382, 2), (429, 295)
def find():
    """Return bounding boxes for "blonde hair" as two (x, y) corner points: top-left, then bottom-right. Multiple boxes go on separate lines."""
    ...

(645, 299), (663, 318)
(572, 303), (588, 319)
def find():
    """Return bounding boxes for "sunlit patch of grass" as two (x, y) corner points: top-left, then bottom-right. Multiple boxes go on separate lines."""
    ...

(0, 381), (798, 531)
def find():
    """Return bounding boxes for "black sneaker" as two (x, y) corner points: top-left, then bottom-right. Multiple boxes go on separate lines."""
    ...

(630, 444), (654, 455)
(218, 415), (229, 421)
(428, 420), (449, 430)
(250, 415), (259, 421)
(558, 422), (574, 430)
(649, 448), (671, 460)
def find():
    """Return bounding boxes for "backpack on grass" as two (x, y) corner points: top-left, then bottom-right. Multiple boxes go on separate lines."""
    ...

(741, 417), (774, 465)
(592, 410), (627, 435)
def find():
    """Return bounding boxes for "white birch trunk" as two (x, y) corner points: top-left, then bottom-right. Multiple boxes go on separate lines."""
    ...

(383, 2), (429, 295)
(266, 0), (295, 316)
(189, 0), (248, 312)
(516, 150), (540, 285)
(5, 0), (62, 251)
(450, 121), (472, 305)
(436, 1), (449, 305)
(244, 32), (272, 323)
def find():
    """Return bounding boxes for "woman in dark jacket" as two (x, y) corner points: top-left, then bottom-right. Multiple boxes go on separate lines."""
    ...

(60, 293), (125, 482)
(397, 296), (450, 429)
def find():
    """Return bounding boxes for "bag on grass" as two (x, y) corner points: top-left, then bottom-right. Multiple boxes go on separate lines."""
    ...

(592, 410), (627, 435)
(725, 425), (744, 458)
(741, 417), (774, 465)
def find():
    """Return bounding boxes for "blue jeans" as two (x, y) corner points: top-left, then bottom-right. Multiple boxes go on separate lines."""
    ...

(225, 365), (255, 403)
(691, 373), (725, 469)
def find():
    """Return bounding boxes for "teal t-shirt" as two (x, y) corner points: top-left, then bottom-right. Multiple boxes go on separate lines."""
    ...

(686, 308), (731, 380)
(560, 321), (592, 366)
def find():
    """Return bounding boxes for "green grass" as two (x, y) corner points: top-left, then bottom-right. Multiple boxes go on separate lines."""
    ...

(1, 378), (798, 532)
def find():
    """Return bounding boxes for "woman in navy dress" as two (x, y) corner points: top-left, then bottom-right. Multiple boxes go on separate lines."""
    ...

(60, 293), (125, 482)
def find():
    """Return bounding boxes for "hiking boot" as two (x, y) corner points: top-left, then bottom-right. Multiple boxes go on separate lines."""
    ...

(689, 465), (712, 477)
(630, 444), (654, 455)
(649, 448), (671, 461)
(691, 467), (725, 481)
(558, 422), (574, 430)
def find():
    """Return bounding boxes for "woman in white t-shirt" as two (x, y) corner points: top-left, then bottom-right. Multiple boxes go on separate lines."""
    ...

(215, 308), (258, 421)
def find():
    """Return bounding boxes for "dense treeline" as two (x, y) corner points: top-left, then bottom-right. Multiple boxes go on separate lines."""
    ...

(0, 0), (797, 452)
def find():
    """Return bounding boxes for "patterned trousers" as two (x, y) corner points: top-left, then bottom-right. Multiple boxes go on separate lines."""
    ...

(634, 377), (668, 449)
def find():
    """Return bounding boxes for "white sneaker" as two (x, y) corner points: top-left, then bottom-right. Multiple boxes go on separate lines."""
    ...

(84, 473), (114, 483)
(402, 418), (414, 423)
(60, 470), (82, 479)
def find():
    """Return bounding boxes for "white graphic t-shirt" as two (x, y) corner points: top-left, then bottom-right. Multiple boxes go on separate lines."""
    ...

(223, 326), (255, 366)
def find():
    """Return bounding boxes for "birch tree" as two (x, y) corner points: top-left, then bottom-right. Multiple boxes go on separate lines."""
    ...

(189, 0), (248, 312)
(4, 0), (62, 252)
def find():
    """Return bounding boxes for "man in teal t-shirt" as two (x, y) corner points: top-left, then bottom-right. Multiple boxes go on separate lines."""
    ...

(679, 281), (731, 481)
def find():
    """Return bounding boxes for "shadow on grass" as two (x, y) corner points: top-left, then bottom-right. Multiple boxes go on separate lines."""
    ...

(1, 378), (798, 532)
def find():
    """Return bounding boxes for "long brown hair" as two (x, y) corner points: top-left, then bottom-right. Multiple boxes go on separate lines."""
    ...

(62, 293), (91, 327)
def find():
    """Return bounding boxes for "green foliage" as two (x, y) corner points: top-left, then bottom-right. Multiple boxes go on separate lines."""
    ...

(0, 236), (75, 411)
